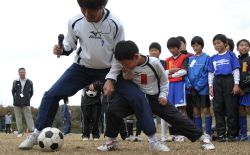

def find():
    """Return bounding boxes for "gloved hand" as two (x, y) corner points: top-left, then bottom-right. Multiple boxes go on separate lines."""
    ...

(191, 88), (199, 96)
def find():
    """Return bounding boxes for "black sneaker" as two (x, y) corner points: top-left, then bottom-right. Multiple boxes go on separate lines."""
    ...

(227, 135), (236, 142)
(217, 135), (226, 142)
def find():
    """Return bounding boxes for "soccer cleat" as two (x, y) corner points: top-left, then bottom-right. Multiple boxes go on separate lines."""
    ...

(161, 136), (167, 142)
(246, 135), (250, 141)
(17, 133), (24, 137)
(200, 135), (215, 150)
(174, 135), (186, 142)
(136, 135), (143, 141)
(94, 138), (99, 141)
(97, 139), (118, 151)
(129, 135), (137, 142)
(125, 137), (130, 141)
(150, 140), (171, 152)
(217, 135), (226, 142)
(235, 134), (248, 141)
(166, 135), (175, 142)
(18, 133), (38, 150)
(82, 137), (89, 141)
(227, 135), (236, 142)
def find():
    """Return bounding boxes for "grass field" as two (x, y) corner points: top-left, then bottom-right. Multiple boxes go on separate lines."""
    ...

(1, 132), (250, 155)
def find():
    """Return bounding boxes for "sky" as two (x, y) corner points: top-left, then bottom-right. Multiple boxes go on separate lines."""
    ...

(0, 0), (250, 108)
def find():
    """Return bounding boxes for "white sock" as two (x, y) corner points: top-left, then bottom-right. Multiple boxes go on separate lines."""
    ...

(198, 135), (205, 142)
(33, 128), (41, 137)
(153, 117), (157, 129)
(109, 137), (118, 141)
(161, 119), (168, 138)
(148, 134), (158, 143)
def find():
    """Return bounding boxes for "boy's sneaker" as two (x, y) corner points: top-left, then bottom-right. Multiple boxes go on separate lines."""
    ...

(227, 135), (236, 142)
(136, 135), (143, 141)
(235, 134), (248, 141)
(161, 136), (167, 142)
(125, 137), (130, 141)
(166, 135), (175, 142)
(17, 133), (24, 137)
(174, 135), (186, 142)
(217, 135), (226, 142)
(18, 133), (38, 150)
(200, 135), (215, 150)
(94, 138), (99, 141)
(65, 133), (71, 136)
(129, 135), (137, 142)
(82, 137), (89, 141)
(150, 140), (171, 152)
(97, 139), (118, 151)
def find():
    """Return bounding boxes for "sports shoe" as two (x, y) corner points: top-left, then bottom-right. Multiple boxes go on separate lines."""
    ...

(174, 135), (186, 142)
(97, 139), (119, 151)
(227, 135), (236, 142)
(150, 140), (171, 152)
(162, 136), (167, 142)
(136, 135), (143, 141)
(129, 135), (137, 142)
(82, 137), (89, 141)
(204, 134), (212, 140)
(166, 135), (175, 142)
(65, 133), (71, 136)
(125, 137), (130, 141)
(18, 133), (38, 150)
(236, 134), (248, 141)
(217, 135), (226, 142)
(94, 138), (99, 141)
(200, 135), (215, 150)
(17, 133), (24, 137)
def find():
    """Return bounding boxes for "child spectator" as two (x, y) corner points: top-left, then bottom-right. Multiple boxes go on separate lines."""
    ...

(208, 34), (240, 142)
(226, 38), (235, 52)
(235, 39), (250, 141)
(62, 97), (71, 136)
(5, 111), (12, 134)
(126, 114), (143, 141)
(165, 37), (189, 141)
(184, 36), (212, 137)
(81, 81), (102, 141)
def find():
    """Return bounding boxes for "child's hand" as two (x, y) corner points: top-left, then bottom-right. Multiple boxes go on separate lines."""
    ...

(89, 84), (96, 91)
(122, 69), (133, 80)
(233, 84), (240, 95)
(169, 68), (180, 73)
(209, 86), (214, 97)
(158, 97), (167, 106)
(239, 88), (245, 96)
(168, 75), (172, 79)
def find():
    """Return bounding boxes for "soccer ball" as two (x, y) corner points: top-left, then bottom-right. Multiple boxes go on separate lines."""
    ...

(38, 127), (64, 152)
(86, 89), (97, 97)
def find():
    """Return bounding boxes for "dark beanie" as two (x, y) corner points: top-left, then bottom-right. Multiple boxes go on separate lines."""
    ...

(149, 42), (161, 53)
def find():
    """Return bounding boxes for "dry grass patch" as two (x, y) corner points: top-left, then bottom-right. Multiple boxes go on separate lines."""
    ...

(1, 133), (250, 155)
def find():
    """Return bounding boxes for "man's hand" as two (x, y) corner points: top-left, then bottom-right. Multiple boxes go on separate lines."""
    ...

(233, 84), (240, 96)
(209, 86), (214, 97)
(158, 97), (167, 106)
(122, 69), (133, 80)
(53, 44), (63, 56)
(169, 68), (180, 73)
(63, 118), (66, 121)
(103, 80), (114, 96)
(89, 84), (96, 92)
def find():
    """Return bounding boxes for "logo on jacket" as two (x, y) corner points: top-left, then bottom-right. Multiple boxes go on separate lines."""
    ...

(89, 31), (102, 39)
(134, 72), (142, 76)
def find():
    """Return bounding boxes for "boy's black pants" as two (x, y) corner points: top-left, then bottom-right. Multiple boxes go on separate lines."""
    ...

(213, 75), (239, 137)
(105, 94), (203, 142)
(81, 103), (102, 139)
(5, 124), (11, 133)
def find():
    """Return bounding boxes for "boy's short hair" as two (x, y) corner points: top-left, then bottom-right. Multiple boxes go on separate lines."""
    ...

(115, 40), (139, 61)
(191, 36), (204, 49)
(77, 0), (108, 9)
(149, 42), (161, 53)
(18, 68), (25, 72)
(236, 39), (250, 48)
(167, 37), (181, 48)
(7, 111), (10, 113)
(213, 34), (227, 44)
(227, 38), (235, 51)
(177, 36), (186, 44)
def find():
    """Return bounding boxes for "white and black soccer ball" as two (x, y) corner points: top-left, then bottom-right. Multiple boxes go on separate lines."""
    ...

(86, 90), (97, 97)
(38, 127), (64, 152)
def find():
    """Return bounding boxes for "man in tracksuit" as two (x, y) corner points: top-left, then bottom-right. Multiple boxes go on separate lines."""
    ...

(18, 0), (156, 150)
